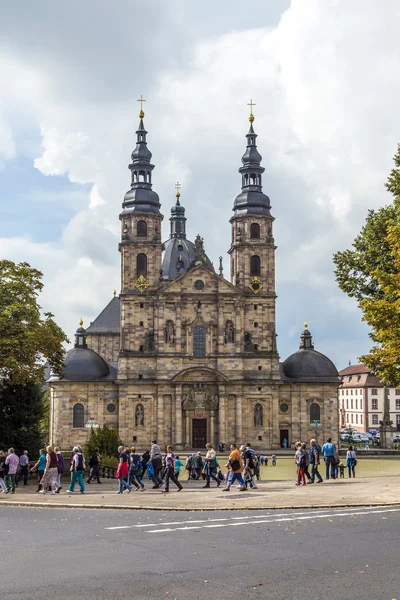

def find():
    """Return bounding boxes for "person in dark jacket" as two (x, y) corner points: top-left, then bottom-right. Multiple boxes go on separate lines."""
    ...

(87, 449), (102, 484)
(54, 446), (64, 493)
(0, 450), (8, 493)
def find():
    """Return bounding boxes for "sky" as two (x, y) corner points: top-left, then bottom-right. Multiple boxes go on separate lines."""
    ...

(1, 0), (400, 370)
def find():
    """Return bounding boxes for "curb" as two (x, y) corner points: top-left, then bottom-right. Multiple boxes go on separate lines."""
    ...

(1, 500), (400, 512)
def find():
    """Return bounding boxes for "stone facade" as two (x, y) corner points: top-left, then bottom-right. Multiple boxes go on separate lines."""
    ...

(49, 110), (340, 450)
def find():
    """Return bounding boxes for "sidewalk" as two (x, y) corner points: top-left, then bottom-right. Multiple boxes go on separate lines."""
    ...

(1, 476), (399, 511)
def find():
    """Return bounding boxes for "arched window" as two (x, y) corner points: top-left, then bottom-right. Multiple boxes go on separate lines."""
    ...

(250, 173), (257, 185)
(139, 170), (146, 182)
(250, 223), (260, 239)
(250, 255), (261, 276)
(137, 254), (147, 277)
(310, 403), (321, 423)
(73, 403), (84, 428)
(254, 403), (263, 427)
(193, 327), (206, 357)
(137, 220), (147, 237)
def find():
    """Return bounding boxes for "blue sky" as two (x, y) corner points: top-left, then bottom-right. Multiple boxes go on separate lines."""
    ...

(1, 0), (399, 368)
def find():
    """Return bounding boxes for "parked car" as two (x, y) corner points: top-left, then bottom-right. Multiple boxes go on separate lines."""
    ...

(359, 434), (370, 443)
(351, 434), (362, 443)
(363, 432), (373, 440)
(340, 433), (350, 442)
(393, 434), (400, 443)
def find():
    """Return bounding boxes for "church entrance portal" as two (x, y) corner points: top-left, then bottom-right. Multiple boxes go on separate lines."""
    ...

(192, 419), (207, 448)
(280, 429), (289, 448)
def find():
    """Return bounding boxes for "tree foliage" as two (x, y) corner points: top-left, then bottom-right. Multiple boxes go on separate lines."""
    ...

(0, 260), (68, 385)
(0, 383), (47, 456)
(334, 144), (400, 384)
(84, 425), (122, 462)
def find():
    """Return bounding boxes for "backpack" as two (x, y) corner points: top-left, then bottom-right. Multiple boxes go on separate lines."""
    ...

(146, 461), (154, 479)
(130, 453), (142, 472)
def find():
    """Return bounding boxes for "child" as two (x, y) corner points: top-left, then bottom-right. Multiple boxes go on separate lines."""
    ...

(175, 456), (183, 479)
(338, 461), (345, 478)
(271, 454), (277, 466)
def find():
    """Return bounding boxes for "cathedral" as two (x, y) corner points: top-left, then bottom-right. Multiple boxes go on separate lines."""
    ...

(48, 103), (340, 451)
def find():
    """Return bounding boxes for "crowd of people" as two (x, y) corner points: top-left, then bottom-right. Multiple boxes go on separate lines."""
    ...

(0, 437), (358, 496)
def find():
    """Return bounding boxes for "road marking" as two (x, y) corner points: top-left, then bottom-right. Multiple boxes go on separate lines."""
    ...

(145, 508), (400, 533)
(104, 506), (400, 531)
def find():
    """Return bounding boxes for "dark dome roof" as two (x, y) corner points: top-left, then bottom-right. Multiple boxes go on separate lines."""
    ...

(282, 349), (339, 381)
(63, 347), (110, 381)
(161, 237), (214, 280)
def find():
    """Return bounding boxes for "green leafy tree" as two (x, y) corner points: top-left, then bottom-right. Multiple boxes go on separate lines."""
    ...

(0, 260), (68, 384)
(84, 425), (122, 465)
(334, 144), (400, 384)
(0, 383), (47, 456)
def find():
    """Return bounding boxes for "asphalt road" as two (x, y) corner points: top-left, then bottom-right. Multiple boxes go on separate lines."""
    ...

(1, 505), (400, 600)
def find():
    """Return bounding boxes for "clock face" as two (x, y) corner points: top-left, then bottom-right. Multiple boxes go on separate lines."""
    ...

(248, 276), (263, 294)
(194, 280), (205, 290)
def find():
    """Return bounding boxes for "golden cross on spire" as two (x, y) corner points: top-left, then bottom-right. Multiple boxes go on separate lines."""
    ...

(137, 94), (146, 118)
(247, 98), (256, 123)
(175, 181), (181, 198)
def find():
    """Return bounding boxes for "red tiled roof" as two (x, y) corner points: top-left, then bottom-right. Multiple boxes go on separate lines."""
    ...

(339, 364), (371, 376)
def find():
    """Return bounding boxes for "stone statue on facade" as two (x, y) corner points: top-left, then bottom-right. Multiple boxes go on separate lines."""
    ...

(224, 320), (235, 344)
(194, 234), (206, 264)
(135, 404), (144, 427)
(165, 320), (175, 344)
(254, 403), (263, 427)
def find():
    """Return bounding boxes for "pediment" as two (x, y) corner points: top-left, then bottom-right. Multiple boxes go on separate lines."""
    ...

(159, 265), (242, 297)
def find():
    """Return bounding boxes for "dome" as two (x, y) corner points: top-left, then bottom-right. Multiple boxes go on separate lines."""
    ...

(122, 187), (160, 214)
(63, 347), (110, 381)
(282, 349), (339, 381)
(162, 237), (214, 280)
(282, 325), (339, 381)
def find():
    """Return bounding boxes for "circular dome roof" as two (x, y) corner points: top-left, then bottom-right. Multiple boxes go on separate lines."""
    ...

(162, 237), (214, 280)
(63, 347), (110, 381)
(282, 349), (338, 381)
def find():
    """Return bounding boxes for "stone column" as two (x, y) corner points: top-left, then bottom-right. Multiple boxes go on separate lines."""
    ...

(157, 392), (164, 444)
(176, 302), (182, 354)
(217, 301), (224, 355)
(175, 385), (183, 448)
(235, 302), (241, 354)
(218, 385), (227, 444)
(236, 394), (243, 444)
(158, 302), (165, 354)
(185, 412), (190, 446)
(153, 299), (159, 350)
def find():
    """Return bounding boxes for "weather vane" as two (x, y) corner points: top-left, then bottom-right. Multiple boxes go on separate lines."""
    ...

(137, 94), (146, 118)
(247, 98), (256, 123)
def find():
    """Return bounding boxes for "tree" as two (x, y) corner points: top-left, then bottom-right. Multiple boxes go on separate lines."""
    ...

(334, 144), (400, 384)
(84, 425), (122, 464)
(0, 383), (47, 456)
(0, 260), (68, 385)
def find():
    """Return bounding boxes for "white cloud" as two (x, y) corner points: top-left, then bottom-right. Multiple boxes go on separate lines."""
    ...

(0, 0), (399, 366)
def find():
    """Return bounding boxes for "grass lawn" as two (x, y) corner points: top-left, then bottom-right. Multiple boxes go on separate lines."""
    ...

(259, 457), (400, 481)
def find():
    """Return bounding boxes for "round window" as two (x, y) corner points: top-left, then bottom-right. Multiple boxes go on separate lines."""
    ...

(107, 403), (116, 414)
(194, 280), (205, 290)
(280, 403), (289, 413)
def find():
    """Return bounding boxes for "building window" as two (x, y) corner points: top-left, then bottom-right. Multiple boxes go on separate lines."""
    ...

(360, 399), (363, 410)
(254, 403), (263, 426)
(356, 414), (358, 424)
(346, 390), (348, 395)
(193, 327), (206, 357)
(73, 403), (84, 428)
(396, 389), (400, 395)
(351, 399), (353, 409)
(137, 220), (147, 237)
(254, 304), (258, 310)
(372, 414), (378, 425)
(351, 414), (354, 423)
(372, 399), (378, 410)
(310, 403), (321, 423)
(360, 389), (362, 394)
(280, 403), (289, 413)
(351, 390), (353, 395)
(250, 255), (261, 276)
(360, 415), (363, 424)
(355, 389), (358, 395)
(397, 415), (400, 425)
(254, 322), (258, 328)
(346, 399), (349, 409)
(397, 400), (400, 410)
(107, 403), (116, 414)
(348, 376), (352, 382)
(137, 253), (147, 277)
(355, 399), (358, 410)
(357, 375), (361, 381)
(250, 223), (260, 239)
(371, 388), (378, 395)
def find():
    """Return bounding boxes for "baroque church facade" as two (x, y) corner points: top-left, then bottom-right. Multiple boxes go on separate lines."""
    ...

(49, 105), (340, 450)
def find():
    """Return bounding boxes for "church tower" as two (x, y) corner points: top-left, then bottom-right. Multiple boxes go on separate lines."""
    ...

(119, 98), (163, 294)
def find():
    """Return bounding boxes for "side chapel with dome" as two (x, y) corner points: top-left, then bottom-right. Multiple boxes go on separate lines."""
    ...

(49, 101), (340, 450)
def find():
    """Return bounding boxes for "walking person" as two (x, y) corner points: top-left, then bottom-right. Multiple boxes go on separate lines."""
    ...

(54, 446), (64, 493)
(16, 450), (29, 486)
(295, 442), (306, 486)
(87, 448), (102, 484)
(5, 448), (19, 494)
(241, 444), (258, 489)
(30, 449), (46, 492)
(308, 439), (323, 483)
(149, 440), (163, 489)
(223, 444), (246, 492)
(67, 446), (86, 494)
(346, 445), (357, 478)
(39, 446), (58, 495)
(162, 446), (183, 493)
(174, 456), (183, 480)
(191, 452), (203, 480)
(115, 446), (131, 494)
(185, 455), (193, 480)
(0, 451), (9, 493)
(128, 446), (145, 490)
(322, 437), (337, 480)
(203, 443), (220, 488)
(301, 443), (311, 481)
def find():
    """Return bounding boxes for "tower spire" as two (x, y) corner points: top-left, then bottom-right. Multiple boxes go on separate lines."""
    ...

(122, 98), (161, 215)
(170, 183), (186, 238)
(231, 101), (271, 217)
